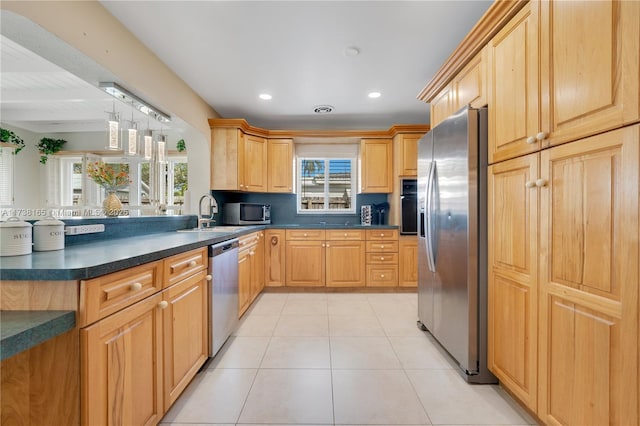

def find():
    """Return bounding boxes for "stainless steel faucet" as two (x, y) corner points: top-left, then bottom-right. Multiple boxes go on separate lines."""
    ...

(198, 193), (218, 228)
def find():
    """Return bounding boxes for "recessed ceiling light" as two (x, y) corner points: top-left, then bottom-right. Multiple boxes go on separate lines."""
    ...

(344, 46), (360, 57)
(368, 92), (381, 99)
(259, 93), (272, 100)
(313, 105), (334, 114)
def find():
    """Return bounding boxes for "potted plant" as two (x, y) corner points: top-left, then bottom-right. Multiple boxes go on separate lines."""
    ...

(0, 127), (26, 154)
(176, 138), (186, 152)
(36, 137), (67, 164)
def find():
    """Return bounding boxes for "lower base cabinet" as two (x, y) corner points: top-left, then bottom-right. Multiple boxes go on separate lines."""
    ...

(81, 293), (164, 426)
(162, 270), (209, 408)
(398, 236), (418, 287)
(238, 231), (265, 317)
(80, 248), (209, 426)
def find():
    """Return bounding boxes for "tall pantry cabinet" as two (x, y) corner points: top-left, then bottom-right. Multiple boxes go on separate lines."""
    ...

(484, 1), (639, 424)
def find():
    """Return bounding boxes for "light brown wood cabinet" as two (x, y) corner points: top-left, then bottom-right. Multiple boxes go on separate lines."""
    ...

(360, 138), (393, 193)
(285, 230), (326, 287)
(430, 47), (487, 129)
(398, 236), (418, 287)
(162, 269), (209, 408)
(365, 229), (399, 287)
(488, 154), (539, 411)
(264, 229), (286, 286)
(487, 1), (540, 164)
(238, 231), (265, 317)
(397, 134), (420, 177)
(325, 230), (366, 287)
(537, 125), (638, 425)
(210, 128), (267, 192)
(80, 247), (209, 426)
(81, 293), (164, 426)
(430, 82), (453, 128)
(488, 0), (640, 164)
(267, 139), (293, 193)
(539, 0), (639, 148)
(242, 134), (268, 192)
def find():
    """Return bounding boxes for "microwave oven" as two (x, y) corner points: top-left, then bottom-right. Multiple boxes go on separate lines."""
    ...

(222, 203), (271, 225)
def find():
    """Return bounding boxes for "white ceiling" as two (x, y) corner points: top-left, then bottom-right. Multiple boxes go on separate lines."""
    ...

(1, 1), (492, 133)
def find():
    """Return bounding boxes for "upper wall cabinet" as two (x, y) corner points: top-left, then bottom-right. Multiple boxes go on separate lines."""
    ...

(359, 138), (393, 193)
(241, 134), (268, 192)
(488, 2), (540, 164)
(453, 46), (488, 111)
(267, 139), (293, 193)
(430, 82), (454, 129)
(396, 133), (421, 177)
(488, 0), (640, 164)
(539, 0), (639, 148)
(430, 46), (488, 129)
(210, 127), (267, 192)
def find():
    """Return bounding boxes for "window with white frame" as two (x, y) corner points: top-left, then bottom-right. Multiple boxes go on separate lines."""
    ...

(296, 144), (357, 214)
(0, 147), (14, 206)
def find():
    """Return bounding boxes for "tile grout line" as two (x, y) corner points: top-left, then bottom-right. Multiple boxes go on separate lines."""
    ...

(232, 295), (282, 425)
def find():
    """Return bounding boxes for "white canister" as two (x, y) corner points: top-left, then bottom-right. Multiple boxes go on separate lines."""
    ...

(0, 217), (33, 256)
(33, 216), (65, 251)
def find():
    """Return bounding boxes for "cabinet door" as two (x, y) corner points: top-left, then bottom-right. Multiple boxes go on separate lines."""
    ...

(211, 128), (240, 190)
(488, 2), (540, 164)
(398, 237), (418, 287)
(285, 240), (325, 286)
(81, 294), (163, 426)
(162, 270), (208, 408)
(453, 46), (487, 110)
(265, 229), (286, 287)
(268, 139), (293, 193)
(360, 139), (393, 193)
(238, 249), (252, 317)
(540, 0), (639, 147)
(325, 241), (366, 287)
(399, 134), (420, 177)
(538, 126), (639, 425)
(487, 154), (538, 411)
(243, 135), (267, 192)
(430, 82), (453, 128)
(251, 233), (265, 301)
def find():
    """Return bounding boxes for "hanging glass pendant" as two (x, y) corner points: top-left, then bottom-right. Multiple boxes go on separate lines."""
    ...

(157, 134), (167, 164)
(126, 121), (138, 156)
(142, 129), (153, 160)
(106, 111), (120, 150)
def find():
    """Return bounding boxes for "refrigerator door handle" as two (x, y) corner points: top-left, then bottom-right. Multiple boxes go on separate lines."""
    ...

(425, 162), (436, 272)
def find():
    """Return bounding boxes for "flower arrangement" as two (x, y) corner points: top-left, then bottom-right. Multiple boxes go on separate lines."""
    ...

(86, 161), (131, 191)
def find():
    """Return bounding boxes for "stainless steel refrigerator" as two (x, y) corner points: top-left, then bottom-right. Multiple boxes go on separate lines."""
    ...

(417, 106), (495, 384)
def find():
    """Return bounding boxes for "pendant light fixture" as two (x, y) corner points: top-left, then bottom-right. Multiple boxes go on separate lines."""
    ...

(157, 134), (167, 164)
(125, 100), (138, 156)
(106, 99), (120, 151)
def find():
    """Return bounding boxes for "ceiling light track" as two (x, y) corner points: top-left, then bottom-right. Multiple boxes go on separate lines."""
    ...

(99, 82), (171, 123)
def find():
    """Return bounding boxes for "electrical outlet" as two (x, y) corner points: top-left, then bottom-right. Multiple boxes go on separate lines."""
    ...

(65, 224), (105, 235)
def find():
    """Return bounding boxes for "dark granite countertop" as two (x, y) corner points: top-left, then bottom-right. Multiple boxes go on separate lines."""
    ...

(0, 310), (75, 361)
(0, 224), (399, 281)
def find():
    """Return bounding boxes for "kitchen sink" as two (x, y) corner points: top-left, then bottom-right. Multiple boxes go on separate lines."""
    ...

(177, 226), (250, 233)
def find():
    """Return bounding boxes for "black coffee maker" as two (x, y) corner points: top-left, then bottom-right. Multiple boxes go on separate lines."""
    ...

(372, 202), (389, 225)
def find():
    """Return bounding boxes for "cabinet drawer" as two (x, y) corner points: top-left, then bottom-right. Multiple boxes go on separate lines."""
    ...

(163, 247), (207, 288)
(80, 261), (163, 326)
(366, 229), (399, 240)
(365, 252), (398, 264)
(366, 265), (398, 287)
(365, 241), (399, 253)
(326, 229), (365, 241)
(286, 229), (325, 240)
(239, 231), (263, 249)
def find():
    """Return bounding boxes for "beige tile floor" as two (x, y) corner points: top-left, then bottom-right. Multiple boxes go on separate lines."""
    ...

(161, 292), (537, 426)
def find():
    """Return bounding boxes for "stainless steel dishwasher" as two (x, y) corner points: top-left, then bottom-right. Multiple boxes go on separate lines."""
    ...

(209, 238), (239, 357)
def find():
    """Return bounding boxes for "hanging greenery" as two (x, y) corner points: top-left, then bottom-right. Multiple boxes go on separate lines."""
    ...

(176, 138), (187, 152)
(36, 137), (67, 164)
(0, 128), (26, 155)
